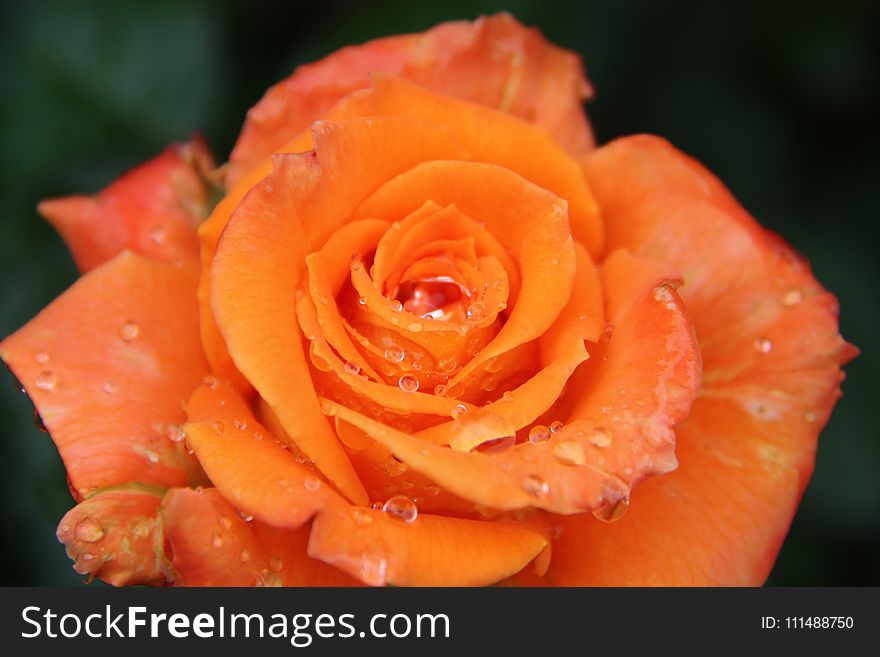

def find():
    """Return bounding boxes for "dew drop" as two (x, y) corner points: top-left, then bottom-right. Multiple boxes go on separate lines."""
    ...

(389, 299), (403, 312)
(754, 338), (773, 354)
(426, 485), (441, 497)
(593, 497), (629, 523)
(343, 361), (361, 376)
(451, 403), (468, 420)
(502, 391), (514, 402)
(466, 301), (488, 322)
(144, 450), (160, 463)
(360, 557), (388, 587)
(433, 384), (447, 396)
(371, 501), (383, 510)
(782, 289), (803, 306)
(75, 518), (105, 543)
(304, 476), (321, 491)
(588, 426), (612, 448)
(33, 408), (48, 432)
(522, 474), (550, 498)
(352, 508), (373, 526)
(382, 495), (418, 523)
(438, 357), (457, 373)
(202, 375), (218, 389)
(219, 516), (232, 530)
(239, 511), (254, 522)
(233, 418), (248, 431)
(528, 425), (551, 444)
(398, 374), (419, 393)
(211, 420), (225, 434)
(384, 344), (405, 363)
(34, 351), (49, 364)
(549, 420), (564, 434)
(357, 296), (367, 306)
(552, 440), (586, 465)
(35, 371), (57, 391)
(268, 556), (284, 572)
(120, 321), (140, 342)
(212, 533), (223, 548)
(101, 382), (118, 395)
(492, 279), (505, 291)
(408, 322), (423, 333)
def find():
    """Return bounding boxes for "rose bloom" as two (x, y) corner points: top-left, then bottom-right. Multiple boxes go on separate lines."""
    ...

(2, 14), (855, 587)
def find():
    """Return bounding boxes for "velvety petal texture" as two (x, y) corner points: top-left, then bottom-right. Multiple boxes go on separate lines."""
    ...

(5, 15), (853, 588)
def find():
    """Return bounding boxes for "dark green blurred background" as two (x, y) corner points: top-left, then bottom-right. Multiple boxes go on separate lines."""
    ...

(1, 0), (877, 585)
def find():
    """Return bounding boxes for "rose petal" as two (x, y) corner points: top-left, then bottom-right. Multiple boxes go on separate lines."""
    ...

(538, 135), (856, 585)
(56, 486), (168, 586)
(184, 380), (347, 528)
(308, 505), (547, 587)
(228, 13), (593, 184)
(1, 252), (209, 496)
(162, 487), (358, 586)
(39, 139), (213, 272)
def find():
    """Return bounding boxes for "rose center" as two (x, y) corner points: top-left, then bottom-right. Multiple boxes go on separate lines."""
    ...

(392, 276), (471, 321)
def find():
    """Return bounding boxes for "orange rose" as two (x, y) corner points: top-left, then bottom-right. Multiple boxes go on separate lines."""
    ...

(2, 14), (855, 586)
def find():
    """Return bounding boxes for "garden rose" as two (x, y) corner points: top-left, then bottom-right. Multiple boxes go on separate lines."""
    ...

(1, 14), (855, 586)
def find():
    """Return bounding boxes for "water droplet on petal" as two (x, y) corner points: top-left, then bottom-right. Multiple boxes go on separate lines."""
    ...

(219, 516), (232, 530)
(233, 418), (248, 430)
(33, 408), (48, 432)
(34, 351), (49, 364)
(755, 338), (773, 354)
(451, 403), (468, 420)
(389, 299), (403, 312)
(239, 511), (254, 522)
(211, 420), (225, 434)
(593, 497), (629, 523)
(492, 279), (505, 290)
(438, 357), (457, 372)
(212, 533), (223, 548)
(522, 475), (550, 498)
(384, 344), (405, 363)
(202, 375), (218, 389)
(549, 420), (564, 434)
(352, 509), (373, 526)
(304, 476), (321, 491)
(783, 289), (803, 306)
(528, 425), (550, 444)
(553, 440), (586, 465)
(268, 556), (284, 572)
(466, 301), (488, 322)
(357, 296), (367, 306)
(120, 321), (140, 342)
(398, 374), (419, 393)
(75, 518), (104, 543)
(101, 382), (118, 395)
(433, 384), (447, 396)
(382, 495), (418, 523)
(360, 556), (388, 587)
(588, 426), (612, 447)
(502, 391), (514, 402)
(35, 371), (57, 391)
(343, 361), (361, 376)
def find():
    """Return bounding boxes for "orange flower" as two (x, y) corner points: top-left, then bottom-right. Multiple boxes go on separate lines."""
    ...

(1, 14), (855, 586)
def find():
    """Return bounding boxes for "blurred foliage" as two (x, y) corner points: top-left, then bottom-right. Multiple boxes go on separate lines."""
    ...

(0, 0), (877, 585)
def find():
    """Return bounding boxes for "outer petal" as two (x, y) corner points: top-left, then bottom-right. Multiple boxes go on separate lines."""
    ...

(1, 252), (209, 497)
(541, 136), (855, 585)
(39, 139), (214, 272)
(308, 505), (547, 587)
(228, 13), (593, 184)
(162, 488), (358, 586)
(184, 380), (346, 528)
(56, 486), (168, 586)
